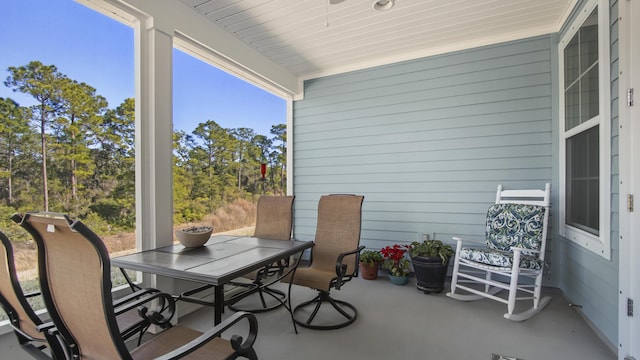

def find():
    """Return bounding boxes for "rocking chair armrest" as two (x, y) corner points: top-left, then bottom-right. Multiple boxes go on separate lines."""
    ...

(510, 246), (541, 254)
(452, 236), (485, 245)
(155, 311), (259, 360)
(452, 236), (484, 254)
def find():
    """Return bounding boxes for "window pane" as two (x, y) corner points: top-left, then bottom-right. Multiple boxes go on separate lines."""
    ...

(564, 6), (599, 132)
(570, 177), (588, 227)
(571, 130), (589, 177)
(565, 82), (580, 130)
(564, 36), (579, 87)
(566, 125), (599, 235)
(581, 65), (599, 123)
(580, 9), (599, 73)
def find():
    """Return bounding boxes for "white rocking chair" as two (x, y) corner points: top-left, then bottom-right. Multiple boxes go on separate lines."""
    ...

(446, 183), (551, 321)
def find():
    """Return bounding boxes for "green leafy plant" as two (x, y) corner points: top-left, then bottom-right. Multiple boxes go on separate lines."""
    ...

(359, 250), (383, 264)
(407, 239), (455, 264)
(380, 244), (411, 277)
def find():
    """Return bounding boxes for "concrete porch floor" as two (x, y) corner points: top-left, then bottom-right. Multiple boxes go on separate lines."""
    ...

(183, 275), (616, 360)
(1, 275), (616, 360)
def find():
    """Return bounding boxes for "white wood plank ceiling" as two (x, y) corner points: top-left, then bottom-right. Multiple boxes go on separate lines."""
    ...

(180, 0), (576, 79)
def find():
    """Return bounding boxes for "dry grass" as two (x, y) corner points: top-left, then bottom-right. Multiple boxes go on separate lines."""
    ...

(207, 198), (256, 233)
(12, 198), (258, 280)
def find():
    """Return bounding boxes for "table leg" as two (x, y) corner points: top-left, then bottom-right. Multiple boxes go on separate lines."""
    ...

(214, 285), (224, 325)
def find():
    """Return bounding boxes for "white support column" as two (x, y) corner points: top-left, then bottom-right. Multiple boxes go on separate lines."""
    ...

(134, 17), (174, 251)
(286, 97), (294, 195)
(618, 0), (640, 358)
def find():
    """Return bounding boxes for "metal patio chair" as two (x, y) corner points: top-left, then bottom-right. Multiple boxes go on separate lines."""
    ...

(286, 194), (365, 330)
(2, 222), (190, 359)
(9, 213), (180, 350)
(227, 195), (295, 313)
(0, 230), (66, 359)
(17, 212), (259, 360)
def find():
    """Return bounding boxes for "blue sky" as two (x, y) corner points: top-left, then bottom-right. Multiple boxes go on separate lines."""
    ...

(1, 0), (285, 137)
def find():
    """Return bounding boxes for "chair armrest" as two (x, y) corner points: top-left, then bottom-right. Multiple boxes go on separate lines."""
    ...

(35, 321), (55, 333)
(452, 236), (486, 255)
(335, 245), (365, 276)
(510, 246), (540, 254)
(509, 247), (541, 271)
(114, 290), (176, 327)
(452, 236), (485, 245)
(35, 321), (59, 337)
(334, 245), (365, 290)
(113, 288), (161, 307)
(155, 311), (259, 360)
(11, 321), (54, 342)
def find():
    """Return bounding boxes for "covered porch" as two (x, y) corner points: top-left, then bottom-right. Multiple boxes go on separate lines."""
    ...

(17, 0), (634, 358)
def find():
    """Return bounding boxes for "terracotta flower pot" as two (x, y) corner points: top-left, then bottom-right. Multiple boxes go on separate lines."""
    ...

(359, 261), (380, 280)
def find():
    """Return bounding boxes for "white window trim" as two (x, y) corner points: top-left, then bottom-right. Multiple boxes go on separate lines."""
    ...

(558, 0), (611, 260)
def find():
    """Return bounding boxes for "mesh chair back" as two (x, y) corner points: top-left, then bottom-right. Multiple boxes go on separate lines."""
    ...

(0, 232), (43, 341)
(311, 195), (364, 275)
(253, 196), (294, 241)
(23, 213), (128, 360)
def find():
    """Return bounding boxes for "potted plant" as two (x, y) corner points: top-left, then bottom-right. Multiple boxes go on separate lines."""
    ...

(380, 244), (411, 285)
(359, 250), (383, 280)
(407, 238), (455, 294)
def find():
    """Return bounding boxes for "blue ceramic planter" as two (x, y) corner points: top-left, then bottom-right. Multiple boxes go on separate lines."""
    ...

(388, 273), (410, 285)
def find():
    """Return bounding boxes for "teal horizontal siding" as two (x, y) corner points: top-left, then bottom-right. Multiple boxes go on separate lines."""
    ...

(301, 38), (552, 94)
(293, 35), (554, 262)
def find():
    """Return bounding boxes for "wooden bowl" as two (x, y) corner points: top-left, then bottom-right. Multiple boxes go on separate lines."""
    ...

(175, 226), (213, 247)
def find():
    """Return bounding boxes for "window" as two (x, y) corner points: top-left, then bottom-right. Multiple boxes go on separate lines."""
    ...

(559, 0), (610, 259)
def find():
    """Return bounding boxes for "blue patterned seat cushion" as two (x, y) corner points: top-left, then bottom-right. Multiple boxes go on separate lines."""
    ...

(458, 247), (544, 270)
(458, 203), (546, 270)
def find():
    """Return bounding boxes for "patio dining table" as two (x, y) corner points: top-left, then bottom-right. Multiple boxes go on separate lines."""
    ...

(111, 235), (313, 326)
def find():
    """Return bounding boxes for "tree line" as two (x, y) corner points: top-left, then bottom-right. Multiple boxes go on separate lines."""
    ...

(0, 61), (287, 241)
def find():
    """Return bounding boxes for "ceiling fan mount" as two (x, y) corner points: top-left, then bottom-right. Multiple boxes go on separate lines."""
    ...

(328, 0), (395, 11)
